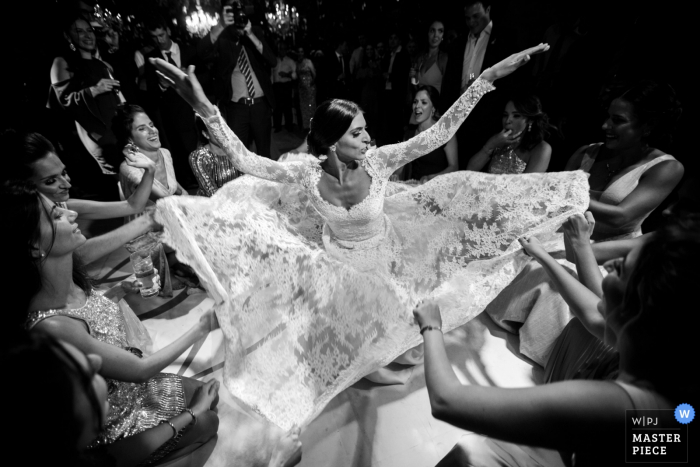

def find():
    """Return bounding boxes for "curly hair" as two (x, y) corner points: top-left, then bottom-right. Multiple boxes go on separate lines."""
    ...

(307, 99), (363, 157)
(508, 94), (551, 151)
(619, 81), (682, 149)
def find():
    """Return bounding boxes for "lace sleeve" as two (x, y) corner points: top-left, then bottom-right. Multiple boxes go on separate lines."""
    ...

(201, 108), (309, 185)
(375, 77), (495, 175)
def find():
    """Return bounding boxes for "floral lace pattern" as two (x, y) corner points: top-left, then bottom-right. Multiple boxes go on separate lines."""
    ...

(156, 78), (589, 429)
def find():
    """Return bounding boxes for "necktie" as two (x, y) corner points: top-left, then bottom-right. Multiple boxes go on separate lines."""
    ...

(238, 49), (256, 98)
(165, 51), (177, 67)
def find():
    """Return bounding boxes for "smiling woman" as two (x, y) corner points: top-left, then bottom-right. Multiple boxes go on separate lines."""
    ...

(114, 105), (189, 223)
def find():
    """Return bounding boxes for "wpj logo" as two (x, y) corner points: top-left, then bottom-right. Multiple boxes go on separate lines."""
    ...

(625, 404), (693, 463)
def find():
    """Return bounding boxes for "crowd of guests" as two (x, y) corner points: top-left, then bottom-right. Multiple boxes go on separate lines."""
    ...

(1, 0), (697, 466)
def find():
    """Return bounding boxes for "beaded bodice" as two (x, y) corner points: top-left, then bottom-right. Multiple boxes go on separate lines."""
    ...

(487, 144), (527, 174)
(26, 292), (128, 348)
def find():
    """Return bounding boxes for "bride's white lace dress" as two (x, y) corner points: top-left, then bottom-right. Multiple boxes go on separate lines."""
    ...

(156, 78), (589, 429)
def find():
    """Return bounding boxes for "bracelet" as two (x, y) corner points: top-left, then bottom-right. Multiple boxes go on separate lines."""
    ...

(184, 408), (197, 426)
(159, 420), (178, 439)
(420, 325), (442, 335)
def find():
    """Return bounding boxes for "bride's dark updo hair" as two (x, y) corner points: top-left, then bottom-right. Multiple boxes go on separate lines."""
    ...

(307, 99), (363, 157)
(619, 81), (682, 148)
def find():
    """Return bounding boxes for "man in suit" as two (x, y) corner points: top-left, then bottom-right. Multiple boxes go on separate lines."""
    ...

(379, 31), (411, 145)
(441, 1), (516, 170)
(318, 37), (350, 103)
(198, 0), (277, 159)
(140, 16), (198, 186)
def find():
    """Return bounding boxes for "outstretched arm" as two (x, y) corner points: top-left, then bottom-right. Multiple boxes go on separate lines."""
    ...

(151, 58), (308, 185)
(413, 300), (629, 451)
(378, 44), (550, 174)
(520, 236), (605, 340)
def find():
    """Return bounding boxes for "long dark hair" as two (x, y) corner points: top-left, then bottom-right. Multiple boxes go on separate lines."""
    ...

(307, 100), (363, 157)
(112, 104), (148, 150)
(413, 85), (442, 121)
(619, 81), (682, 149)
(1, 331), (110, 466)
(3, 182), (92, 329)
(1, 130), (57, 184)
(618, 216), (700, 401)
(507, 94), (551, 151)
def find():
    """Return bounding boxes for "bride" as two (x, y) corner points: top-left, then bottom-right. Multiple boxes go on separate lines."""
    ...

(151, 43), (588, 430)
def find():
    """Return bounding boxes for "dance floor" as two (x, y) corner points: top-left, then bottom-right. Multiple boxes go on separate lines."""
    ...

(87, 245), (536, 467)
(84, 130), (536, 466)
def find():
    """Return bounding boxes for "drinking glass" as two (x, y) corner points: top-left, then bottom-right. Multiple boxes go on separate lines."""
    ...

(130, 249), (160, 298)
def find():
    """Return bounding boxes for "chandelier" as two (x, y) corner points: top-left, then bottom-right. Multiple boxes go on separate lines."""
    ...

(265, 1), (300, 39)
(184, 1), (219, 38)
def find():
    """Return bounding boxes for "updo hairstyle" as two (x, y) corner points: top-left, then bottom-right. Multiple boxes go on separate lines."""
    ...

(307, 99), (363, 157)
(619, 81), (682, 148)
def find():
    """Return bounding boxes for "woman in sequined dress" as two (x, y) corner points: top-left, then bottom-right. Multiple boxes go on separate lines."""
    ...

(6, 183), (222, 465)
(295, 46), (317, 132)
(467, 94), (552, 174)
(189, 118), (240, 196)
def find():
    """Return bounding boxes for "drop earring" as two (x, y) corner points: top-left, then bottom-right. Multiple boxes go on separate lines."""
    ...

(69, 42), (76, 52)
(527, 123), (532, 132)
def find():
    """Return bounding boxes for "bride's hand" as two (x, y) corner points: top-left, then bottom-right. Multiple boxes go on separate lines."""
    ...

(480, 43), (550, 82)
(149, 58), (217, 117)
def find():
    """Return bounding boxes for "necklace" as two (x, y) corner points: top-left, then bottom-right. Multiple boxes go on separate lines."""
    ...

(605, 160), (620, 183)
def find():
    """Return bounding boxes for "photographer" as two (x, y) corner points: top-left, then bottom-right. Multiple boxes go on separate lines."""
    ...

(197, 0), (277, 159)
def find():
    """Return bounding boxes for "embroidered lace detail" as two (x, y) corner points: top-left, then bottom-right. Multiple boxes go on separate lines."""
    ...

(159, 78), (589, 430)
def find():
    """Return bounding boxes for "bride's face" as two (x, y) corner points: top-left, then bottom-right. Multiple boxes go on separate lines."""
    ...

(334, 113), (371, 161)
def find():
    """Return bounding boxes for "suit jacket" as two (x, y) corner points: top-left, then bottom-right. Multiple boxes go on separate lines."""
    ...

(318, 51), (351, 101)
(143, 43), (197, 106)
(382, 47), (411, 97)
(197, 25), (277, 108)
(440, 23), (514, 112)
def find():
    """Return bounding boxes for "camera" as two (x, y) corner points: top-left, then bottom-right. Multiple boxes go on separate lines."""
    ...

(224, 3), (248, 29)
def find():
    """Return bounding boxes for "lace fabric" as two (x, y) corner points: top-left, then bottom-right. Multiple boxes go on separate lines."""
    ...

(156, 78), (590, 429)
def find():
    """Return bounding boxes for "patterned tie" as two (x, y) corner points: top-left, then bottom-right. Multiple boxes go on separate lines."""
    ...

(237, 49), (256, 98)
(165, 51), (177, 67)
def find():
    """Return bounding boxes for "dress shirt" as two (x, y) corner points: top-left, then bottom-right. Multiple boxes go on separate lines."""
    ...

(461, 21), (492, 92)
(272, 55), (297, 84)
(336, 51), (345, 77)
(385, 45), (402, 90)
(231, 47), (265, 101)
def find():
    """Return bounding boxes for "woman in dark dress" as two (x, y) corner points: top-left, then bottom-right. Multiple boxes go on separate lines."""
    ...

(400, 85), (458, 182)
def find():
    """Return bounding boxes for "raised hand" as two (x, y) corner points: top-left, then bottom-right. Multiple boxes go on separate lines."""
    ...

(149, 58), (216, 117)
(481, 43), (550, 82)
(484, 129), (522, 151)
(124, 150), (156, 172)
(563, 212), (596, 246)
(413, 299), (443, 329)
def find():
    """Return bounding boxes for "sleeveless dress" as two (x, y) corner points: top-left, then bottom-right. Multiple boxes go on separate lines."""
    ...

(189, 145), (240, 197)
(581, 143), (678, 239)
(487, 144), (527, 174)
(155, 78), (589, 430)
(417, 55), (444, 93)
(25, 292), (186, 463)
(486, 144), (678, 366)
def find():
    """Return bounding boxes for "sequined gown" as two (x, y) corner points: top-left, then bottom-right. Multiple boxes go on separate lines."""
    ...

(487, 144), (527, 174)
(25, 293), (186, 455)
(156, 78), (589, 429)
(189, 145), (240, 197)
(297, 58), (316, 130)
